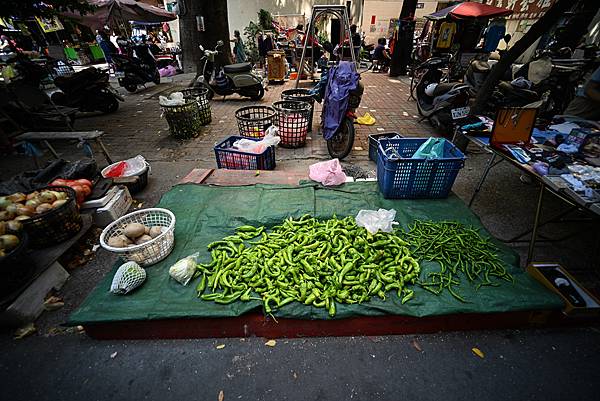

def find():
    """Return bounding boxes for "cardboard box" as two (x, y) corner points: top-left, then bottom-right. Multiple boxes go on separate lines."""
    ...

(93, 186), (132, 227)
(527, 262), (600, 317)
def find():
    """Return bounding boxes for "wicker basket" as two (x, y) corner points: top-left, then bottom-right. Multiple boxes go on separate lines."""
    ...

(100, 208), (176, 267)
(281, 89), (315, 132)
(235, 105), (276, 138)
(180, 87), (212, 126)
(0, 231), (35, 295)
(21, 186), (82, 248)
(273, 100), (311, 148)
(161, 101), (203, 139)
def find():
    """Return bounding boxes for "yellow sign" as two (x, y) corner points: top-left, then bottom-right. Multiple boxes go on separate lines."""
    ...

(35, 16), (64, 33)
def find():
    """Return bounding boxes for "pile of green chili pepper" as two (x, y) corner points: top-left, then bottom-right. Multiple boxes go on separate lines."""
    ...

(403, 220), (514, 302)
(195, 215), (420, 317)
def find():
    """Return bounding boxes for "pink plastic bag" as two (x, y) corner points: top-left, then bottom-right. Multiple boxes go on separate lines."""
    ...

(309, 159), (347, 186)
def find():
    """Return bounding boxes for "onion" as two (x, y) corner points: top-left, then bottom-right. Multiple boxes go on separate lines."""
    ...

(36, 203), (53, 214)
(0, 210), (15, 221)
(52, 199), (68, 208)
(16, 205), (35, 217)
(25, 198), (41, 208)
(14, 215), (31, 221)
(7, 220), (22, 233)
(26, 191), (40, 200)
(0, 234), (20, 252)
(54, 191), (68, 201)
(39, 191), (57, 204)
(0, 221), (5, 235)
(5, 203), (18, 215)
(7, 193), (26, 203)
(0, 197), (10, 210)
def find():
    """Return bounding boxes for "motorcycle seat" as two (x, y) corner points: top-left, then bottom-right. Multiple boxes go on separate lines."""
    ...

(433, 82), (461, 97)
(224, 63), (252, 73)
(54, 68), (103, 90)
(471, 60), (491, 73)
(498, 81), (538, 98)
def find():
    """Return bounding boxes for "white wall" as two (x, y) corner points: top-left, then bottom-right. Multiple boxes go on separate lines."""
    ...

(227, 0), (363, 35)
(361, 0), (440, 43)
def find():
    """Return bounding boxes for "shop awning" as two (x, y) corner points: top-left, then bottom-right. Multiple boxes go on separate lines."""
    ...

(63, 0), (176, 29)
(425, 2), (513, 20)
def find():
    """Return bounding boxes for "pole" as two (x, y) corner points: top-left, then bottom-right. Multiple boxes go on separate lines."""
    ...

(389, 0), (418, 77)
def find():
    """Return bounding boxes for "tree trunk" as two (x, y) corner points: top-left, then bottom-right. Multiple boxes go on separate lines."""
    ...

(470, 0), (586, 115)
(389, 0), (418, 77)
(179, 0), (232, 76)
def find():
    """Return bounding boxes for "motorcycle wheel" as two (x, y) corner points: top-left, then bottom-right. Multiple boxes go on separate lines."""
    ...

(153, 70), (161, 85)
(326, 117), (355, 160)
(245, 84), (264, 101)
(124, 84), (137, 93)
(50, 91), (67, 106)
(98, 95), (119, 114)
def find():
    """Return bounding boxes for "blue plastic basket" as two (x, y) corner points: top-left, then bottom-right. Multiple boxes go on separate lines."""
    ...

(377, 137), (465, 199)
(214, 136), (276, 170)
(368, 132), (403, 162)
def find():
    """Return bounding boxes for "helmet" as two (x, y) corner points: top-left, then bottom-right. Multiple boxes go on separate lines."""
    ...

(425, 83), (438, 97)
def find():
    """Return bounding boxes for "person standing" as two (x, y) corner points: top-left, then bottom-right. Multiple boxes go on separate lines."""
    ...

(563, 66), (600, 120)
(231, 30), (246, 63)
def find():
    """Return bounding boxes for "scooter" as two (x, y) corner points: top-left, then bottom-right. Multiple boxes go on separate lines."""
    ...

(414, 58), (471, 133)
(194, 41), (266, 100)
(51, 67), (124, 113)
(111, 53), (161, 93)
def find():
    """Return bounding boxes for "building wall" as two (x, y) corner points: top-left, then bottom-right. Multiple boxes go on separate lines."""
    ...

(227, 0), (364, 36)
(361, 0), (441, 43)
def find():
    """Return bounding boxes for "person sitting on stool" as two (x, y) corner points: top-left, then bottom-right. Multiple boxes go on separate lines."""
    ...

(372, 38), (391, 72)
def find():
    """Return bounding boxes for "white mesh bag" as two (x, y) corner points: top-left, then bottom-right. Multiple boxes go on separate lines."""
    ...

(110, 261), (146, 294)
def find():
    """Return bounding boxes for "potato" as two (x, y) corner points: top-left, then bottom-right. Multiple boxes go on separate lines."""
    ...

(123, 223), (146, 239)
(135, 234), (153, 245)
(144, 226), (150, 235)
(16, 205), (35, 216)
(39, 191), (57, 204)
(149, 226), (163, 238)
(108, 235), (129, 248)
(52, 199), (68, 209)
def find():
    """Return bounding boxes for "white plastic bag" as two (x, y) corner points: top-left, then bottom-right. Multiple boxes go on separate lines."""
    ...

(169, 252), (199, 286)
(233, 126), (281, 154)
(309, 158), (347, 186)
(110, 261), (146, 294)
(159, 92), (185, 106)
(355, 209), (398, 234)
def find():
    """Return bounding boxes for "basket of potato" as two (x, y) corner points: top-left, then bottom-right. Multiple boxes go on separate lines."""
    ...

(99, 208), (176, 267)
(0, 187), (82, 248)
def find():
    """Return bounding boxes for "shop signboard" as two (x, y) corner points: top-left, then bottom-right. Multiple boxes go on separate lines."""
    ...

(35, 16), (64, 33)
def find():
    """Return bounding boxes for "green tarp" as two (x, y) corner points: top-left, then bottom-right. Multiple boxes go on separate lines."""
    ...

(69, 182), (562, 325)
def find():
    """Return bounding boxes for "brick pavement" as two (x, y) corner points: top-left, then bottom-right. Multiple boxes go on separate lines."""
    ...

(68, 71), (436, 171)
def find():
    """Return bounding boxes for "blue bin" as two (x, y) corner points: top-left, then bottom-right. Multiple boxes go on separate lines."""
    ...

(377, 137), (465, 199)
(214, 136), (276, 170)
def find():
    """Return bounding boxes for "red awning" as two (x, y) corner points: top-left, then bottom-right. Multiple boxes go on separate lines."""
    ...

(426, 2), (513, 20)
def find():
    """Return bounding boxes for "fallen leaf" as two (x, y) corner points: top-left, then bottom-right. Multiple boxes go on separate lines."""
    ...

(14, 323), (36, 339)
(411, 339), (423, 352)
(44, 296), (64, 311)
(216, 344), (226, 349)
(110, 352), (118, 359)
(472, 347), (484, 358)
(218, 390), (224, 401)
(265, 339), (277, 347)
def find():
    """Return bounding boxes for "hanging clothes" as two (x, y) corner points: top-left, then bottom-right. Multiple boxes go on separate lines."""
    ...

(322, 61), (359, 140)
(436, 21), (457, 49)
(483, 19), (506, 53)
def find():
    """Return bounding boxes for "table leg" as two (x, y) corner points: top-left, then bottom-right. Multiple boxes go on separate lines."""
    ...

(468, 153), (497, 208)
(95, 139), (113, 164)
(526, 184), (545, 265)
(43, 140), (60, 159)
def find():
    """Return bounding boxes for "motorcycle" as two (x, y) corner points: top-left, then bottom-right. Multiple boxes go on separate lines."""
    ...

(111, 53), (161, 93)
(194, 41), (266, 101)
(414, 57), (471, 133)
(51, 67), (123, 113)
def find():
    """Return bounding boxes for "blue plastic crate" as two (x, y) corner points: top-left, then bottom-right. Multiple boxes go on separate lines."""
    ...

(377, 137), (465, 199)
(214, 136), (276, 170)
(368, 132), (403, 162)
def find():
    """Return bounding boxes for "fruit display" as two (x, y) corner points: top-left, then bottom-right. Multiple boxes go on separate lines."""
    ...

(49, 179), (93, 204)
(106, 222), (164, 248)
(0, 190), (71, 224)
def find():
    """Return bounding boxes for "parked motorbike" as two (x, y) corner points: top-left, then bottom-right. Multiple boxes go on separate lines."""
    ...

(410, 55), (450, 100)
(51, 67), (123, 113)
(414, 57), (470, 133)
(111, 53), (160, 93)
(194, 41), (266, 100)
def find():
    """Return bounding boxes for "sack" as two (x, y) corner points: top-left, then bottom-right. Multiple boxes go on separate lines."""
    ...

(309, 158), (347, 186)
(233, 126), (281, 154)
(412, 137), (447, 159)
(355, 209), (397, 234)
(159, 92), (185, 106)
